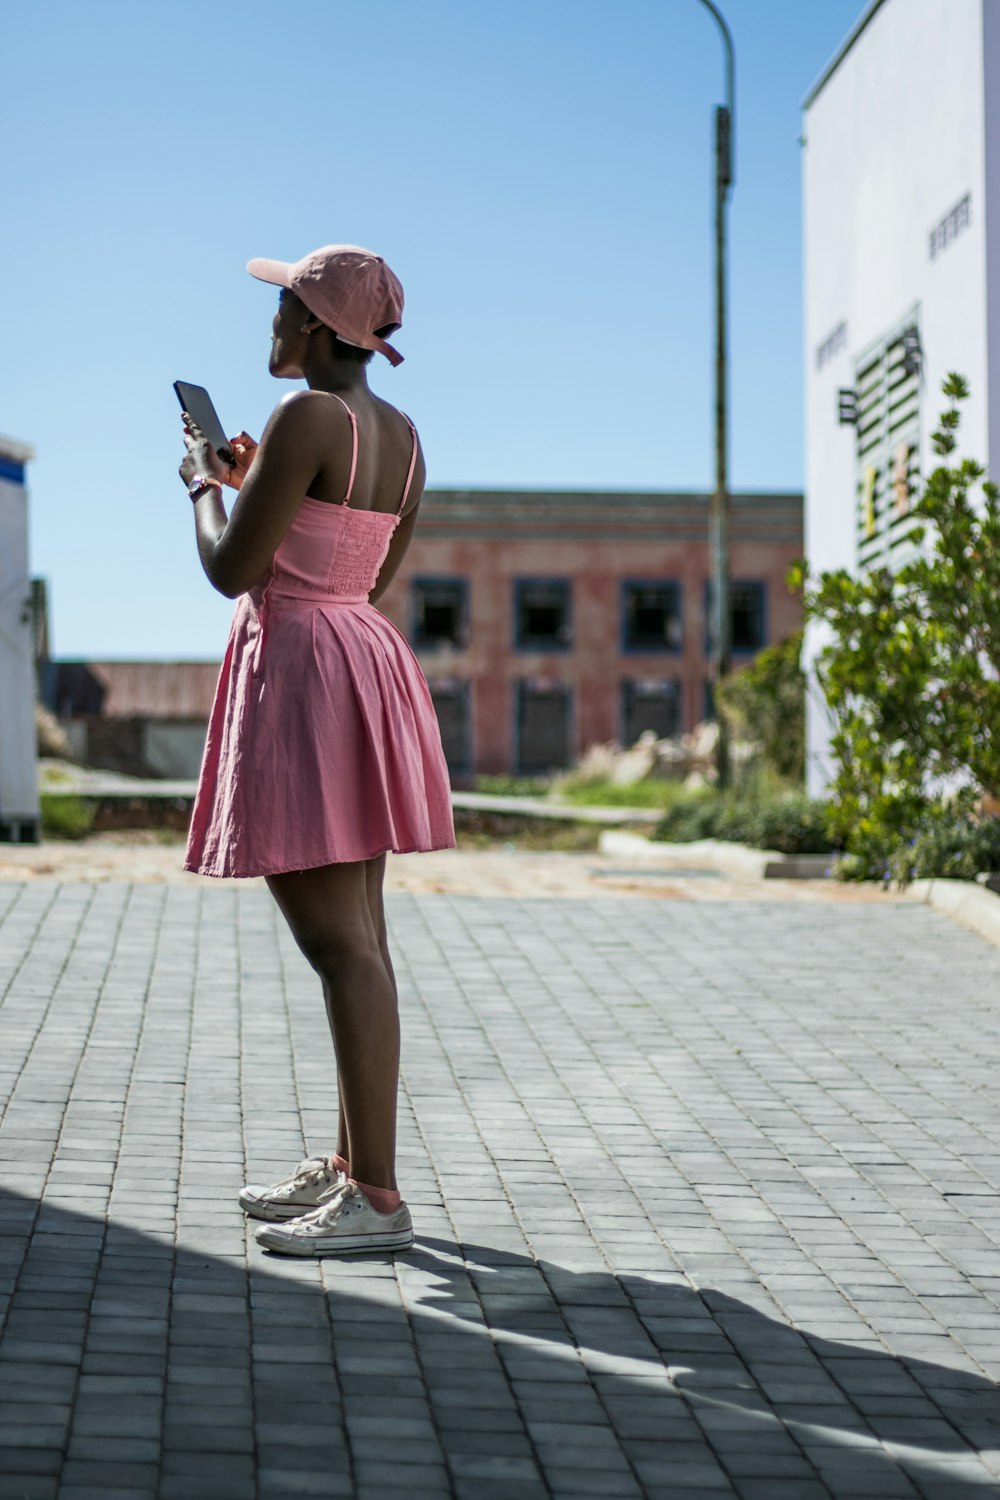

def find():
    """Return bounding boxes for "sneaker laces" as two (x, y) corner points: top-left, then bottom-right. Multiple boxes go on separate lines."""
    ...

(279, 1182), (355, 1232)
(315, 1178), (354, 1208)
(290, 1156), (336, 1190)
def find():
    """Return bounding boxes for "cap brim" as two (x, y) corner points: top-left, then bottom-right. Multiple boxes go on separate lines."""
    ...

(247, 257), (293, 287)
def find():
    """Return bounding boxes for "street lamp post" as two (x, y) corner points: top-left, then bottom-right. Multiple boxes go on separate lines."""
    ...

(695, 0), (735, 789)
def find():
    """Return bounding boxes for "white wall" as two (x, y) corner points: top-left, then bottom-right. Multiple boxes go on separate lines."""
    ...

(984, 0), (1000, 473)
(0, 457), (40, 832)
(802, 0), (990, 794)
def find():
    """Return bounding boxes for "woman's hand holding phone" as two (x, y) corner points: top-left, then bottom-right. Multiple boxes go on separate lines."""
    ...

(179, 414), (258, 494)
(179, 412), (229, 490)
(226, 431), (259, 491)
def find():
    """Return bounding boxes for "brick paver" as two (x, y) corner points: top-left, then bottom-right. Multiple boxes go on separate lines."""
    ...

(1, 879), (999, 1499)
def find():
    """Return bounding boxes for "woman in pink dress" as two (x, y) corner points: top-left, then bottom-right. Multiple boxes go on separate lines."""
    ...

(178, 244), (456, 1257)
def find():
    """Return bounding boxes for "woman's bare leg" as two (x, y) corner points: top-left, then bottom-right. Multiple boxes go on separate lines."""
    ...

(267, 854), (400, 1191)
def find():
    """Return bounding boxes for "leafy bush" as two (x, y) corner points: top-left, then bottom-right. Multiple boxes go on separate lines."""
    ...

(749, 796), (837, 855)
(652, 788), (838, 853)
(40, 794), (96, 840)
(549, 777), (693, 811)
(792, 374), (1000, 884)
(653, 792), (723, 843)
(715, 629), (806, 784)
(472, 775), (550, 797)
(836, 801), (1000, 884)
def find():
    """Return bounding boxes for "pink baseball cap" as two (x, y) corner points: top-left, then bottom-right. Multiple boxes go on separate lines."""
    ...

(248, 243), (405, 366)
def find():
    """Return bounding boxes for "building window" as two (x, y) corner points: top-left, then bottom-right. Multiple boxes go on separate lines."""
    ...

(853, 311), (921, 574)
(704, 580), (767, 654)
(514, 579), (572, 651)
(515, 679), (572, 772)
(621, 678), (681, 745)
(929, 192), (971, 260)
(731, 583), (766, 651)
(412, 577), (467, 650)
(622, 581), (682, 652)
(816, 319), (847, 370)
(428, 679), (471, 774)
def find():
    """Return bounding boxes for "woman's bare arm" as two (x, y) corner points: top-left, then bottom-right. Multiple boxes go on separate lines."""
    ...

(192, 392), (335, 598)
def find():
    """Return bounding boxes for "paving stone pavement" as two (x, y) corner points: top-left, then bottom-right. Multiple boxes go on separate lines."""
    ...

(1, 879), (1000, 1500)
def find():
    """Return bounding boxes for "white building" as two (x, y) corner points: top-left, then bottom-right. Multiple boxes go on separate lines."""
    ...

(801, 0), (999, 794)
(0, 436), (39, 842)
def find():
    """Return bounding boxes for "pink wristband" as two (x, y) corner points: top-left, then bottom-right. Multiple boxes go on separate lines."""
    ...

(188, 475), (223, 501)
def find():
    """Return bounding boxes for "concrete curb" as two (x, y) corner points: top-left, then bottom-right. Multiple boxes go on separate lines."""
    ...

(904, 877), (1000, 950)
(598, 830), (783, 878)
(450, 793), (661, 825)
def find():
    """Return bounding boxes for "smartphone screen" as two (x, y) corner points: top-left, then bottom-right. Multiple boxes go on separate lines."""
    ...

(173, 380), (234, 467)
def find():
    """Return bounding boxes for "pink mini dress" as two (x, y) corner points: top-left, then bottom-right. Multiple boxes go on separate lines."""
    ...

(184, 394), (457, 878)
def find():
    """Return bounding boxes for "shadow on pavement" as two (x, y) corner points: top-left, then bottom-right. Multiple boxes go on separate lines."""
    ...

(0, 1192), (998, 1499)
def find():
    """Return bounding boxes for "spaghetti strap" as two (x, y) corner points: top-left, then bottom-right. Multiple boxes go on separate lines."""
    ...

(316, 390), (359, 505)
(397, 412), (418, 516)
(309, 391), (412, 513)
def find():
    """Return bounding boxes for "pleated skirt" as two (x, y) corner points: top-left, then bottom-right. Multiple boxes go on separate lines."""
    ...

(184, 591), (457, 878)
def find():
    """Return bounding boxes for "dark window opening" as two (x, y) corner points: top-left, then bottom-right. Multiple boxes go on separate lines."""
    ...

(622, 679), (681, 743)
(705, 580), (767, 654)
(515, 581), (572, 650)
(412, 579), (467, 650)
(516, 680), (572, 772)
(731, 583), (766, 651)
(623, 583), (682, 651)
(429, 679), (471, 773)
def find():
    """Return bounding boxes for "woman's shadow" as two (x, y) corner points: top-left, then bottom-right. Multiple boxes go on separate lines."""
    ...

(2, 1190), (998, 1496)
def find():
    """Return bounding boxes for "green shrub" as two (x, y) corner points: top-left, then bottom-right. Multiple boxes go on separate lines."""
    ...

(836, 803), (1000, 884)
(550, 777), (693, 811)
(793, 375), (1000, 884)
(40, 794), (96, 840)
(472, 775), (550, 797)
(652, 787), (838, 853)
(716, 629), (806, 783)
(750, 795), (839, 855)
(653, 792), (723, 843)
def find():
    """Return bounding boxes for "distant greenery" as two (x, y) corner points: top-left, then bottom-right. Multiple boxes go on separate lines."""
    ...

(474, 771), (693, 812)
(548, 777), (693, 811)
(716, 629), (806, 785)
(652, 773), (839, 856)
(472, 775), (550, 797)
(40, 794), (96, 840)
(454, 819), (602, 852)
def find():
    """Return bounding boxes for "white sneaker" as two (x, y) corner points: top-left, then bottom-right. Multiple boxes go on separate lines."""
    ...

(239, 1155), (347, 1221)
(254, 1181), (414, 1256)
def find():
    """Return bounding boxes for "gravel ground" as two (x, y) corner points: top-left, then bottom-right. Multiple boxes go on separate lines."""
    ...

(0, 833), (899, 904)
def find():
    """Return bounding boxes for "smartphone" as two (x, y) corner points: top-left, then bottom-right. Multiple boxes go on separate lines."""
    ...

(173, 380), (235, 467)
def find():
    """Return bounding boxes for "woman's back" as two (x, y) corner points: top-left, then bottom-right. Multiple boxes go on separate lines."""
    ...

(264, 389), (420, 601)
(301, 389), (421, 517)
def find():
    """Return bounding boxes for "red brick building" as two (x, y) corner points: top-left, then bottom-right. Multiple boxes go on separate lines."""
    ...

(376, 487), (803, 782)
(43, 487), (802, 785)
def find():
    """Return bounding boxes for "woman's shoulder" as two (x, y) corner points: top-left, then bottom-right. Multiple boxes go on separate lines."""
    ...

(371, 391), (418, 433)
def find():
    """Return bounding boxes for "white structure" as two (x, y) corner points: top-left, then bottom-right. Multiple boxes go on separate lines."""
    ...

(0, 436), (39, 841)
(802, 0), (999, 794)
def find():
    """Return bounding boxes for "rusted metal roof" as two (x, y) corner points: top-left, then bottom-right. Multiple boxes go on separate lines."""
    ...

(49, 661), (222, 720)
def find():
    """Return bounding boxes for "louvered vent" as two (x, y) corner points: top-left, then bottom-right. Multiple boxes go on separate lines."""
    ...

(854, 314), (922, 573)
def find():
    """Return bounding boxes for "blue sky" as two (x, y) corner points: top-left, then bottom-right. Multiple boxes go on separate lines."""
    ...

(1, 0), (868, 658)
